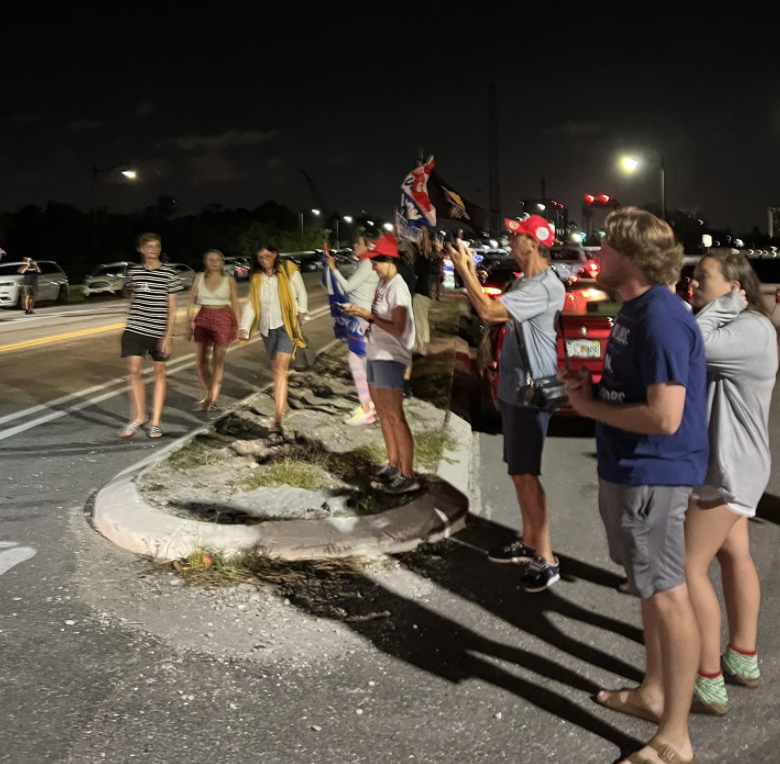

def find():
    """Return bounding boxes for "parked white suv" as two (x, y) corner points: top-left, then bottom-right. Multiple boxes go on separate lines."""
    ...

(82, 261), (131, 297)
(0, 260), (70, 308)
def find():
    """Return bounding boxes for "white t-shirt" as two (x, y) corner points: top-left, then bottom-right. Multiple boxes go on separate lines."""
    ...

(367, 273), (415, 364)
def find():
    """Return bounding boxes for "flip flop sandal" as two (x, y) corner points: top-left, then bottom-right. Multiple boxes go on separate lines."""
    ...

(147, 425), (163, 439)
(627, 740), (696, 764)
(193, 399), (209, 411)
(206, 404), (223, 412)
(594, 687), (662, 725)
(118, 422), (147, 438)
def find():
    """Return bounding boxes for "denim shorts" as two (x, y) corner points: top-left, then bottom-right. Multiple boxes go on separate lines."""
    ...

(262, 327), (294, 360)
(366, 360), (406, 390)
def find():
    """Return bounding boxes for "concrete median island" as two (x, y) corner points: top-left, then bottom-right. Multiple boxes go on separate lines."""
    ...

(89, 301), (472, 563)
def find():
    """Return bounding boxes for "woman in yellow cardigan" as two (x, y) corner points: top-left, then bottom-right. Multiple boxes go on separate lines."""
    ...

(238, 242), (308, 438)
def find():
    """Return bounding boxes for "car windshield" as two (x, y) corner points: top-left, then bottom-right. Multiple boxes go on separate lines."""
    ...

(92, 265), (125, 277)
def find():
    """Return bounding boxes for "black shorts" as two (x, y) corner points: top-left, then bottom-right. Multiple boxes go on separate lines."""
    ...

(121, 330), (169, 363)
(499, 401), (551, 476)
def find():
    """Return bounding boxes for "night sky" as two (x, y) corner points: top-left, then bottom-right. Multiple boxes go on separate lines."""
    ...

(3, 14), (776, 232)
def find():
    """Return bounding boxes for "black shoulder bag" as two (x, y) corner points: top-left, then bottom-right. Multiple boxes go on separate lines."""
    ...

(516, 311), (570, 412)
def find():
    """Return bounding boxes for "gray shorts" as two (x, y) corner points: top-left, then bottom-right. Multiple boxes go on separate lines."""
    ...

(262, 327), (294, 360)
(598, 479), (692, 599)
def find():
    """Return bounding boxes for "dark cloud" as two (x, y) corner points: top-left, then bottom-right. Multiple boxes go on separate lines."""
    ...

(70, 119), (102, 131)
(189, 153), (247, 184)
(175, 129), (279, 152)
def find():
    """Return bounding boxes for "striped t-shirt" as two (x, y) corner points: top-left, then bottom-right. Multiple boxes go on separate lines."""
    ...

(125, 264), (183, 338)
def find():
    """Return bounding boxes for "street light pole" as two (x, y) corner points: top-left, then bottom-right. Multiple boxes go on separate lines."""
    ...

(299, 211), (304, 250)
(335, 218), (339, 251)
(660, 156), (666, 222)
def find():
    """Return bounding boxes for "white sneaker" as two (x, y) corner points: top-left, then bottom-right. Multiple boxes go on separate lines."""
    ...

(345, 408), (376, 426)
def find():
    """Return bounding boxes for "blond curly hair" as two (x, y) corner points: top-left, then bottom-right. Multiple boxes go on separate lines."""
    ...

(604, 207), (683, 286)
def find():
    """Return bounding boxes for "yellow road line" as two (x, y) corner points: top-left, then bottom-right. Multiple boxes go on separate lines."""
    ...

(0, 308), (190, 355)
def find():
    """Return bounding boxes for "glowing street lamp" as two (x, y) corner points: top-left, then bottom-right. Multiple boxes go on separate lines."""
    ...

(619, 153), (666, 220)
(383, 223), (394, 232)
(620, 157), (639, 172)
(311, 208), (321, 216)
(343, 216), (353, 223)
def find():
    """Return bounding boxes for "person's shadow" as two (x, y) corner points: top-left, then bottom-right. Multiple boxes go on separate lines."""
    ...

(286, 516), (646, 760)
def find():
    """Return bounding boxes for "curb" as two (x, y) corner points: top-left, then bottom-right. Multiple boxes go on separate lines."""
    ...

(88, 390), (473, 564)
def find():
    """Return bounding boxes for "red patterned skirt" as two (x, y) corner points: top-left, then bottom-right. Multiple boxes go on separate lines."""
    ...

(194, 306), (237, 347)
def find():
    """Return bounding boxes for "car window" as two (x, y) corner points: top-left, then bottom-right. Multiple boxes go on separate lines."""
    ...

(37, 262), (59, 275)
(92, 265), (126, 277)
(749, 259), (780, 284)
(563, 279), (622, 317)
(0, 264), (21, 276)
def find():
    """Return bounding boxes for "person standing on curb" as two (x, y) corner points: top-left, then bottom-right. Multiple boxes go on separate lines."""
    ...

(118, 233), (183, 439)
(323, 232), (380, 426)
(187, 249), (241, 412)
(563, 207), (708, 764)
(449, 215), (564, 592)
(684, 250), (777, 715)
(412, 240), (434, 356)
(342, 233), (420, 495)
(238, 242), (308, 441)
(17, 257), (41, 314)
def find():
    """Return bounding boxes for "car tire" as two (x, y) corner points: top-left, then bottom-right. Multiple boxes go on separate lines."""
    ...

(57, 285), (69, 304)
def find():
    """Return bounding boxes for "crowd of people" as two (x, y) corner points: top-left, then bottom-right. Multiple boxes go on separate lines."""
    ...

(448, 207), (776, 764)
(112, 207), (776, 763)
(115, 230), (430, 496)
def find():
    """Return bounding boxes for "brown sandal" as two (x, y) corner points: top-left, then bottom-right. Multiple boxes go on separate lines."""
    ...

(626, 740), (695, 764)
(595, 687), (661, 725)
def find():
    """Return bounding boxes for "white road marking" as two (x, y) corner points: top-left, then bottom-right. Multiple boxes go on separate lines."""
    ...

(0, 306), (332, 442)
(0, 542), (37, 577)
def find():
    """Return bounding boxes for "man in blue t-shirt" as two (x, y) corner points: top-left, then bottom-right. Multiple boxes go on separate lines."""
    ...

(564, 208), (707, 764)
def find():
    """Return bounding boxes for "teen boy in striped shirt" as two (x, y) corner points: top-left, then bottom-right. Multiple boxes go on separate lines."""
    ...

(118, 233), (182, 439)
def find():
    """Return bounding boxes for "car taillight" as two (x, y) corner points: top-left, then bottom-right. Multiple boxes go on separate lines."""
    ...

(775, 288), (780, 304)
(585, 259), (600, 276)
(482, 286), (503, 298)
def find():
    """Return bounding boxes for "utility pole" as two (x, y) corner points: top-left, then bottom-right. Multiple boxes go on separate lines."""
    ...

(487, 83), (501, 237)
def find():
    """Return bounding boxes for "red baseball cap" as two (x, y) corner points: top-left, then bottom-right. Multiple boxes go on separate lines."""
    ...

(504, 215), (556, 248)
(360, 233), (399, 259)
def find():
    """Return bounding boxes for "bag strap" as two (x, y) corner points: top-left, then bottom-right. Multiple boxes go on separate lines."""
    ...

(516, 310), (567, 386)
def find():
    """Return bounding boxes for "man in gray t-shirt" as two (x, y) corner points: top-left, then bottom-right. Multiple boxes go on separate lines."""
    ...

(450, 215), (565, 592)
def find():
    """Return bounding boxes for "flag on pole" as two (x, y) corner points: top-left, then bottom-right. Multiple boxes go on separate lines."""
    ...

(323, 268), (367, 356)
(427, 170), (490, 233)
(397, 157), (436, 242)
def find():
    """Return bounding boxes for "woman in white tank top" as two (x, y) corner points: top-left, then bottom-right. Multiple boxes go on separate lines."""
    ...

(186, 250), (241, 411)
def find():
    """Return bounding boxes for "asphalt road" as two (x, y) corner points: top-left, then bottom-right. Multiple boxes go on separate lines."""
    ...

(2, 285), (780, 763)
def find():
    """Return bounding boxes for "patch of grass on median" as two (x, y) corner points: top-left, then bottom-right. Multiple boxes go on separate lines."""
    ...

(167, 437), (225, 469)
(242, 458), (324, 492)
(414, 427), (457, 473)
(160, 547), (373, 588)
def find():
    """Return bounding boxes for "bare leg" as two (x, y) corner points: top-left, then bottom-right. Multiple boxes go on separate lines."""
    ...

(209, 345), (228, 406)
(375, 387), (414, 476)
(194, 343), (212, 405)
(127, 356), (147, 424)
(149, 362), (167, 427)
(718, 516), (761, 654)
(371, 386), (400, 467)
(511, 474), (553, 564)
(685, 501), (740, 673)
(617, 585), (698, 764)
(271, 352), (291, 426)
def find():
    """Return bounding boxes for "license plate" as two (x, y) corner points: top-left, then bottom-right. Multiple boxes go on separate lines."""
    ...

(566, 339), (601, 358)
